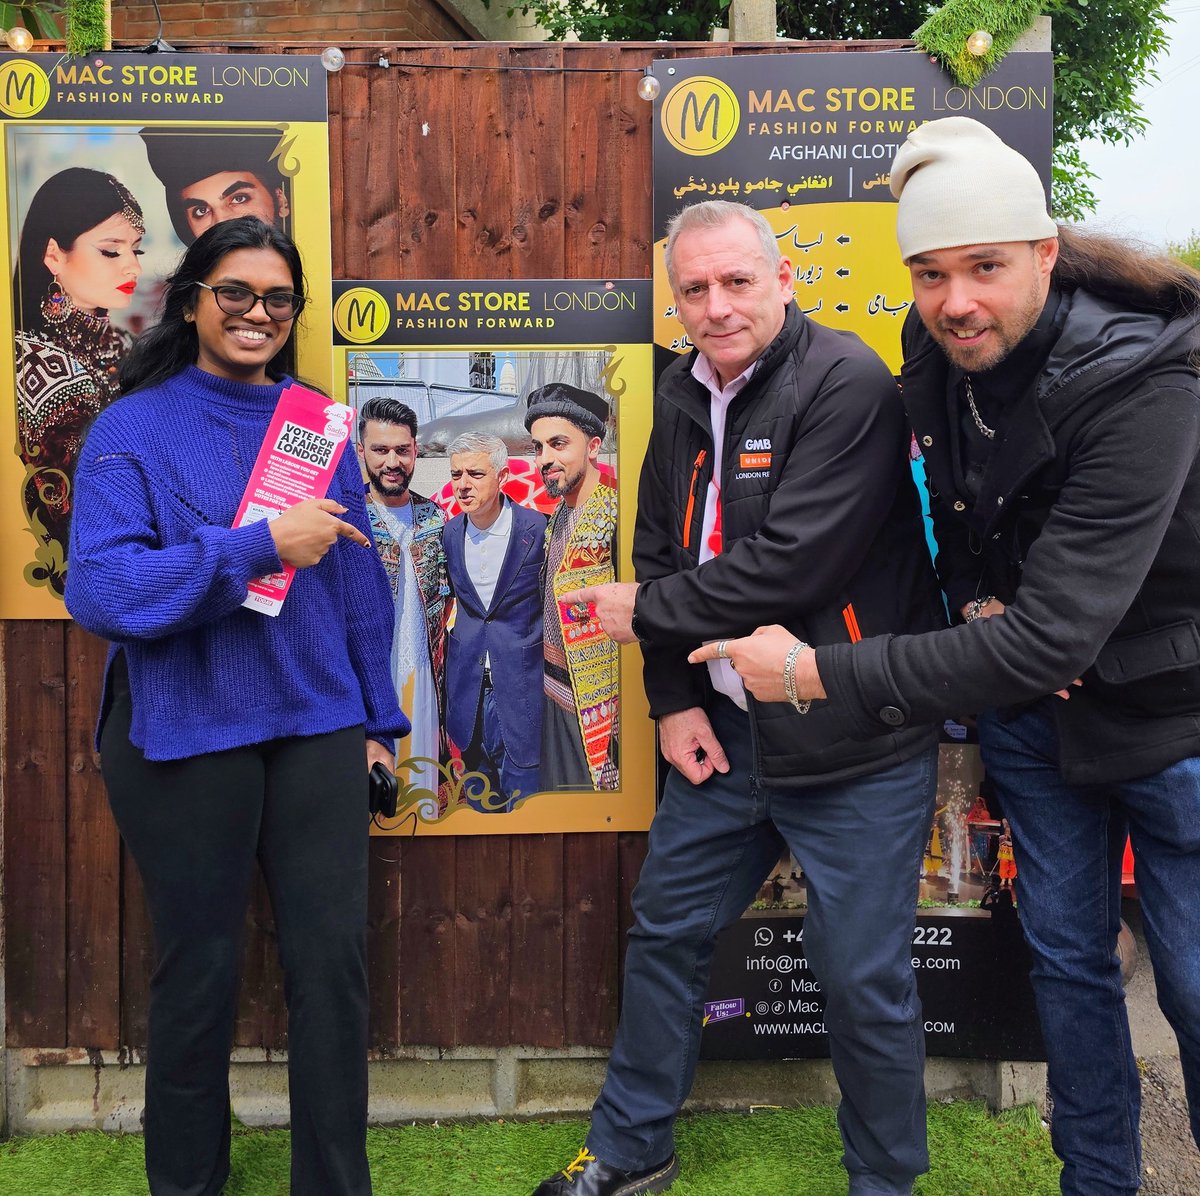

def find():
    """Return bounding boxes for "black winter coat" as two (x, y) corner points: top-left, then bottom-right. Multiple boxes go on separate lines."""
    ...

(631, 304), (945, 787)
(820, 286), (1200, 784)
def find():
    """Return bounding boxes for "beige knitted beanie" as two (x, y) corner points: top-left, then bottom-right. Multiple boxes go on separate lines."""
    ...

(890, 117), (1056, 260)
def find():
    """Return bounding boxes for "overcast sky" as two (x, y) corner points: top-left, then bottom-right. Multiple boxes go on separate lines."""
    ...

(1080, 0), (1200, 247)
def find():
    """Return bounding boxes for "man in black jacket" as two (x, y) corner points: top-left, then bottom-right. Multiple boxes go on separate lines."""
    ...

(531, 201), (945, 1196)
(701, 120), (1200, 1196)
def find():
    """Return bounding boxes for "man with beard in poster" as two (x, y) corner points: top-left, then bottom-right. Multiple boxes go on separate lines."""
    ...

(696, 120), (1200, 1196)
(525, 384), (619, 792)
(356, 397), (449, 802)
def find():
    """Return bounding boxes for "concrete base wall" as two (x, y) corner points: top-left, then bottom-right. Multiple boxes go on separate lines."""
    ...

(4, 1046), (1045, 1136)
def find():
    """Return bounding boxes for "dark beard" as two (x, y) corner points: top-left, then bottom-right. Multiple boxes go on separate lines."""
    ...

(367, 462), (412, 500)
(543, 464), (585, 499)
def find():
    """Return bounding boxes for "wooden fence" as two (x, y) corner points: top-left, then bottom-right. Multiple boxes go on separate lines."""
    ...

(2, 38), (907, 1054)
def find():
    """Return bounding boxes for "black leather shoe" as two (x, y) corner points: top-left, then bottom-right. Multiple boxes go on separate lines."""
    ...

(531, 1147), (679, 1195)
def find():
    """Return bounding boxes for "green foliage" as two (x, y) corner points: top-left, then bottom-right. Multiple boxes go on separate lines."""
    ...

(1046, 0), (1170, 218)
(1168, 232), (1200, 272)
(501, 0), (932, 49)
(0, 0), (63, 41)
(65, 0), (107, 54)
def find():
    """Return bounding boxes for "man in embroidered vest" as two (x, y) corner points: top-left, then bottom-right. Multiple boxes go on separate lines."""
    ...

(356, 397), (449, 803)
(525, 384), (619, 792)
(533, 201), (945, 1196)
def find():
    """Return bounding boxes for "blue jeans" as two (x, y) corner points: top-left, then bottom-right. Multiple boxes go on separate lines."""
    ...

(978, 705), (1200, 1196)
(588, 698), (937, 1196)
(461, 684), (541, 812)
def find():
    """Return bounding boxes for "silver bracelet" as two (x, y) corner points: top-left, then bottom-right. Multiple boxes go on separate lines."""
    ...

(783, 641), (812, 715)
(964, 595), (996, 623)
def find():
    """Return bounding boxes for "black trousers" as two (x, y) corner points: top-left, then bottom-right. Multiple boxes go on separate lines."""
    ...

(101, 682), (372, 1196)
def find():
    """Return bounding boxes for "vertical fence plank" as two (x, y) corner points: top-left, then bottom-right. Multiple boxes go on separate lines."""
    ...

(508, 43), (566, 278)
(362, 44), (406, 279)
(616, 830), (648, 995)
(511, 835), (565, 1046)
(337, 46), (373, 277)
(64, 626), (120, 1048)
(562, 45), (653, 281)
(367, 836), (403, 1049)
(453, 837), (512, 1045)
(453, 45), (513, 278)
(391, 45), (459, 280)
(3, 622), (67, 1046)
(328, 64), (348, 274)
(563, 831), (619, 1045)
(398, 837), (457, 1045)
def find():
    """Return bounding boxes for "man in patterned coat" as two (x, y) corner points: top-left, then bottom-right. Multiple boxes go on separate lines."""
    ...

(525, 384), (619, 792)
(357, 397), (449, 802)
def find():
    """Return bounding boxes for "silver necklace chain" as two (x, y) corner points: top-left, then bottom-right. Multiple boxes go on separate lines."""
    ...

(964, 375), (995, 441)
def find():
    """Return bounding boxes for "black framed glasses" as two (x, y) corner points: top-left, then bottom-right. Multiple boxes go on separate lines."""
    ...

(195, 281), (305, 321)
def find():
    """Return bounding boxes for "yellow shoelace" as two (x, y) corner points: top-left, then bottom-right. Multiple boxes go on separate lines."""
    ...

(561, 1147), (597, 1179)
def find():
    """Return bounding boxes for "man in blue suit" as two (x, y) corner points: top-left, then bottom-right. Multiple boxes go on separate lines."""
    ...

(443, 431), (548, 812)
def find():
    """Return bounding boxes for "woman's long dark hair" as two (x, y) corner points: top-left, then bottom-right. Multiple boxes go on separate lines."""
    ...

(12, 167), (144, 330)
(1055, 224), (1200, 318)
(119, 216), (306, 395)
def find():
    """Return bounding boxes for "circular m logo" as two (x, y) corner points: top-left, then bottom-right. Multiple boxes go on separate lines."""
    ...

(334, 287), (389, 344)
(660, 76), (740, 156)
(0, 59), (50, 118)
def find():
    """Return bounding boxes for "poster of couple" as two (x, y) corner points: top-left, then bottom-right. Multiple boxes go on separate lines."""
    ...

(0, 52), (332, 614)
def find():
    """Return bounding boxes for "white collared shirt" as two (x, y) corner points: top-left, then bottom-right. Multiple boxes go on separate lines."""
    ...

(464, 496), (514, 612)
(691, 353), (757, 710)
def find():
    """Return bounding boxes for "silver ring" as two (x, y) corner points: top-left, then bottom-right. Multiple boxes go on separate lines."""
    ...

(715, 639), (729, 659)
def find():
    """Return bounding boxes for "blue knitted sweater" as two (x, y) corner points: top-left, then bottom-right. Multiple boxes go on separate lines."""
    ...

(65, 366), (409, 762)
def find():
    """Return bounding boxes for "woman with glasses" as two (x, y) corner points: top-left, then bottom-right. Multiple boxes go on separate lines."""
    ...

(65, 216), (406, 1196)
(13, 167), (146, 586)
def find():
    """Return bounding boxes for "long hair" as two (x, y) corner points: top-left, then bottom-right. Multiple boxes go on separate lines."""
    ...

(12, 167), (144, 330)
(1054, 224), (1200, 318)
(119, 216), (306, 395)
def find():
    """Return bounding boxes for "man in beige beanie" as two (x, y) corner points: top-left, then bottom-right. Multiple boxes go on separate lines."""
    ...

(692, 117), (1200, 1195)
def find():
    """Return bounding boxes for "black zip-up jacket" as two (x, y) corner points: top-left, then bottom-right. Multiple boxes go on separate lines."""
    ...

(631, 304), (945, 787)
(819, 286), (1200, 784)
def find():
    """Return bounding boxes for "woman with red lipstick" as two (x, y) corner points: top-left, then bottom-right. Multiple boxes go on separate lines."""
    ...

(12, 166), (145, 587)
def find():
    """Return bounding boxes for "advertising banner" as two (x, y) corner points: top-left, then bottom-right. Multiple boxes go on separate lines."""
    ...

(701, 908), (1043, 1061)
(0, 52), (332, 616)
(650, 50), (1055, 1059)
(650, 50), (1053, 374)
(332, 278), (656, 836)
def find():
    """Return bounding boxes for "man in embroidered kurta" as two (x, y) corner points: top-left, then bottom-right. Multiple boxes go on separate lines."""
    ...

(525, 384), (619, 792)
(357, 398), (449, 805)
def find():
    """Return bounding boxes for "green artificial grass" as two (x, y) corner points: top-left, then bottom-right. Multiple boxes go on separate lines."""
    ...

(914, 0), (1044, 88)
(65, 0), (108, 55)
(0, 1102), (1059, 1195)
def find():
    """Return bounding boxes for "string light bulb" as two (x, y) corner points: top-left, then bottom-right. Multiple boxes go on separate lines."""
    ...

(966, 30), (994, 57)
(6, 25), (34, 51)
(637, 67), (661, 103)
(320, 46), (346, 73)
